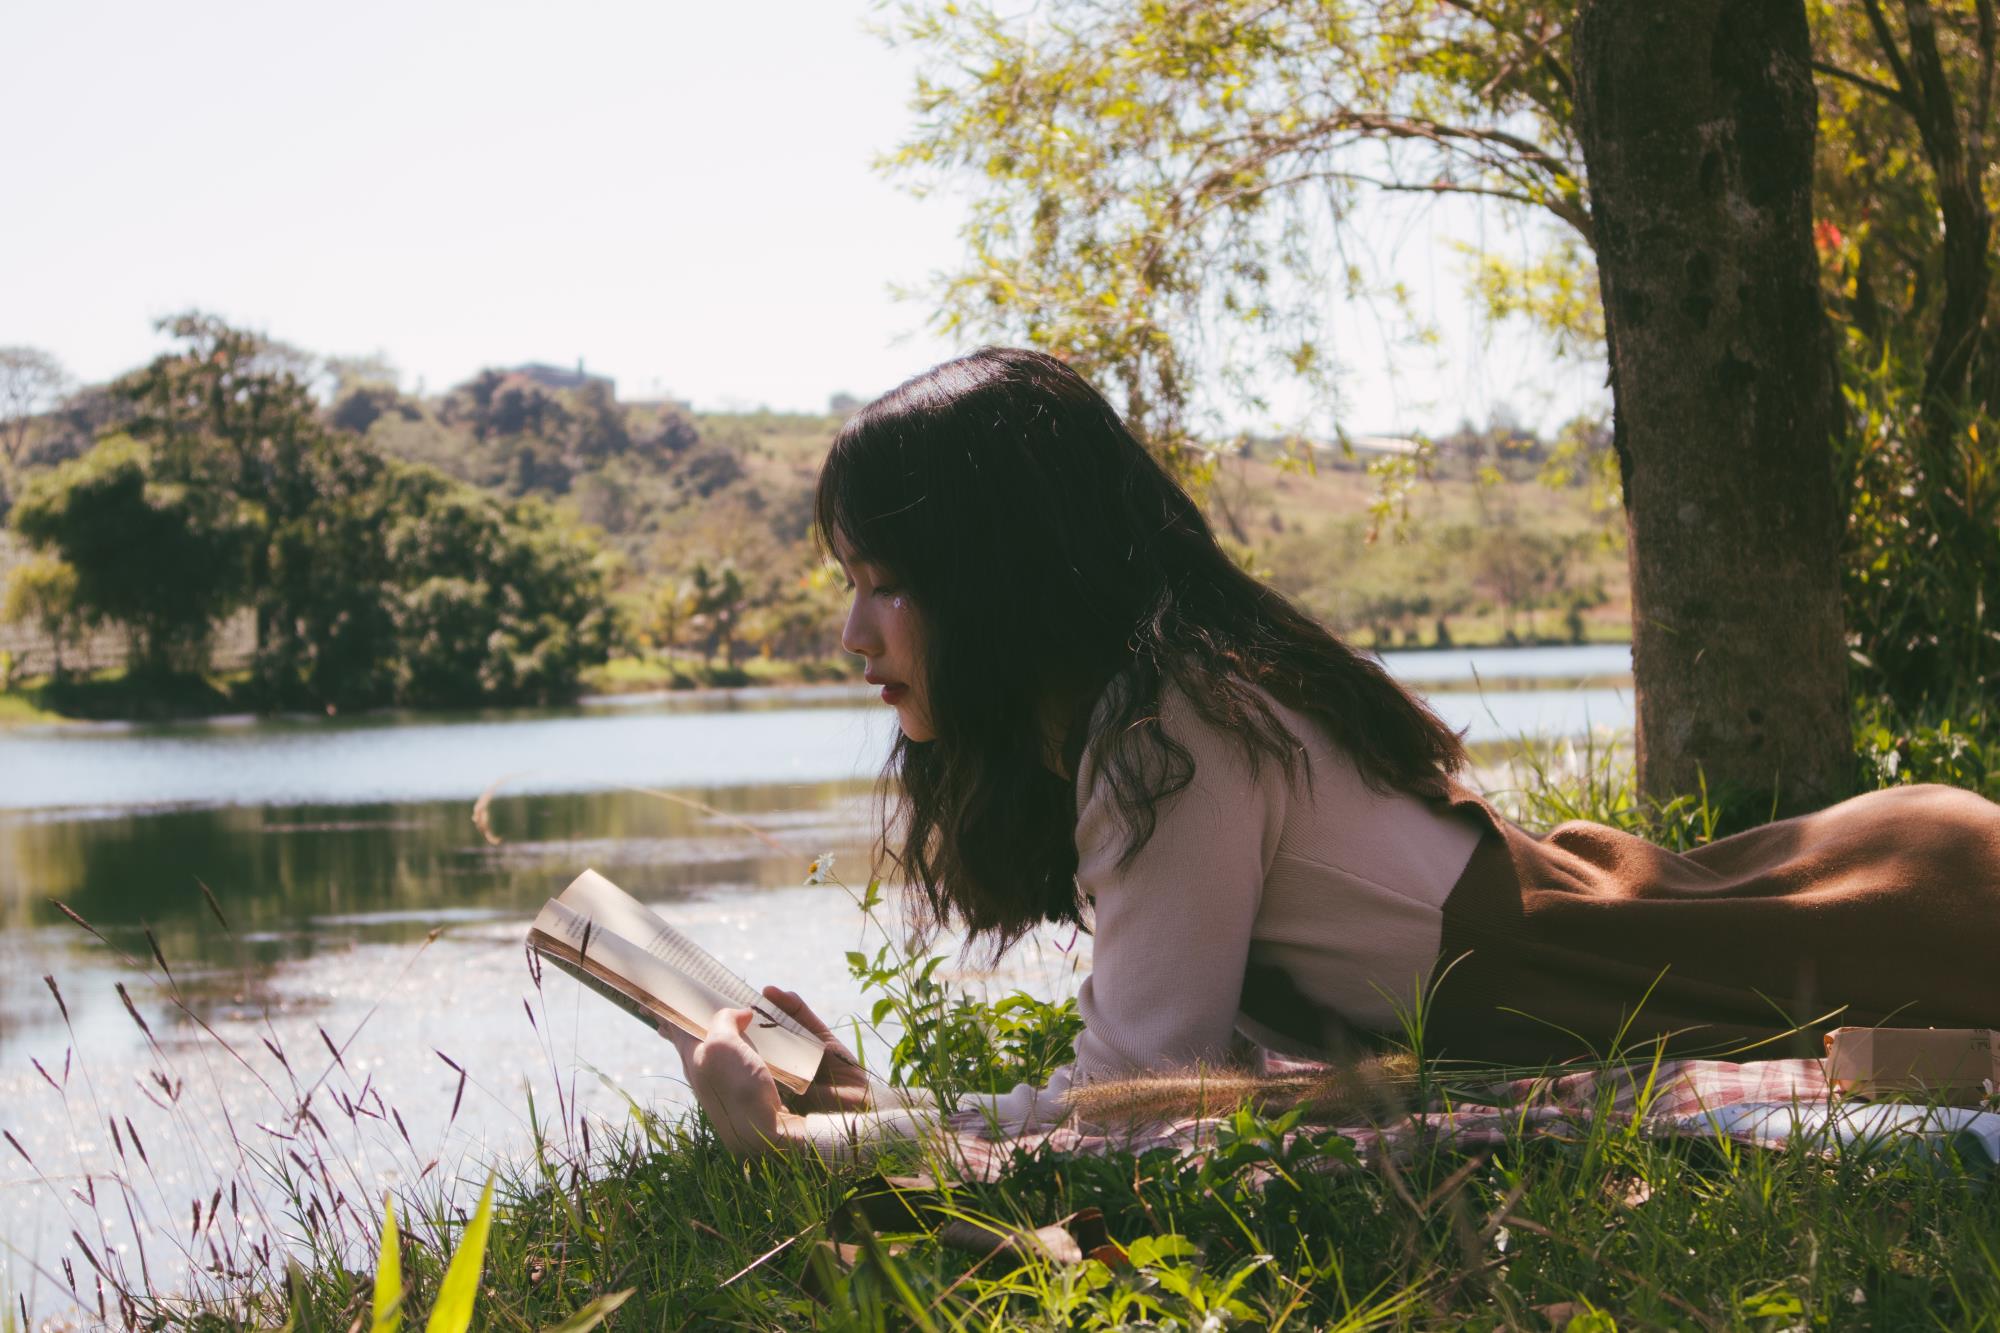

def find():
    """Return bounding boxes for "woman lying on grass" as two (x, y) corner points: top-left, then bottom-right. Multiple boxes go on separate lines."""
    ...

(662, 347), (2000, 1157)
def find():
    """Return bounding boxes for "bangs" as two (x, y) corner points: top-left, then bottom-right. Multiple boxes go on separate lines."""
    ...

(811, 409), (930, 582)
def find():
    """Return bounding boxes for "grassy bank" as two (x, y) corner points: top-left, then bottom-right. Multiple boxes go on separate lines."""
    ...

(16, 714), (1996, 1329)
(0, 654), (866, 727)
(0, 632), (1641, 728)
(578, 653), (864, 695)
(0, 667), (238, 725)
(152, 918), (2000, 1329)
(261, 1077), (2000, 1330)
(1343, 610), (1633, 654)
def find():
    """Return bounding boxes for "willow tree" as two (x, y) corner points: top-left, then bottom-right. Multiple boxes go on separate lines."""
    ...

(887, 1), (1587, 456)
(887, 0), (1852, 811)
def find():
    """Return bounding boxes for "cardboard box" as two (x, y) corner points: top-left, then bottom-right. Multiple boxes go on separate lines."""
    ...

(1823, 1027), (1999, 1105)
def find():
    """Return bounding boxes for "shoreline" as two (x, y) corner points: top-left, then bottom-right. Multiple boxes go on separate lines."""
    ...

(0, 638), (1635, 731)
(0, 632), (1624, 728)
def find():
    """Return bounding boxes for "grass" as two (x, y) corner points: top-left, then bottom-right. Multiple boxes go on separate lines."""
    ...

(0, 686), (64, 726)
(196, 980), (2000, 1330)
(11, 719), (2000, 1329)
(579, 653), (864, 695)
(0, 666), (240, 726)
(1350, 611), (1632, 653)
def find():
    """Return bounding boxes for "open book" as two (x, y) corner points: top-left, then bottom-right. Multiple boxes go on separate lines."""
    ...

(528, 869), (826, 1095)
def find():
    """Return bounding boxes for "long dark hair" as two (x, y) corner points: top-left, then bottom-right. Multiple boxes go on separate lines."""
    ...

(815, 348), (1466, 951)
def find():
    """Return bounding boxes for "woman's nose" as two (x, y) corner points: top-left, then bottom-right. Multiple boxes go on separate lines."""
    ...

(840, 597), (878, 658)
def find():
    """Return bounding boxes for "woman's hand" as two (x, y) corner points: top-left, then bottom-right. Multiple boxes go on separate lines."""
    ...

(759, 985), (874, 1114)
(658, 1009), (805, 1157)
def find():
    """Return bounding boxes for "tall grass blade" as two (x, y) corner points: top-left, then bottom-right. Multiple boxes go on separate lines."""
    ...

(371, 1193), (404, 1333)
(536, 1287), (634, 1333)
(425, 1175), (496, 1333)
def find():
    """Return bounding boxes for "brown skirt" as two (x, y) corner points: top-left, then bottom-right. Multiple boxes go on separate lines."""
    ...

(1421, 782), (2000, 1065)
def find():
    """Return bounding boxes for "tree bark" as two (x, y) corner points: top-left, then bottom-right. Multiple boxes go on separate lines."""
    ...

(1575, 0), (1852, 814)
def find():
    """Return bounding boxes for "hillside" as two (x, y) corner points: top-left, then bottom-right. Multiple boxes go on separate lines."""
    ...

(356, 384), (1631, 656)
(2, 359), (1629, 689)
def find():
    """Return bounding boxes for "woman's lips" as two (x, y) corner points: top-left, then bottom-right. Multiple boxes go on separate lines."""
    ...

(880, 683), (908, 705)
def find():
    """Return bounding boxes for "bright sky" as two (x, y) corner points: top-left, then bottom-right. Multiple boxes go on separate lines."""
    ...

(0, 1), (1602, 436)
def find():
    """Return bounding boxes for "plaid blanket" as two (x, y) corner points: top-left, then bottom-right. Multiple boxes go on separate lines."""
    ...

(940, 1059), (2000, 1181)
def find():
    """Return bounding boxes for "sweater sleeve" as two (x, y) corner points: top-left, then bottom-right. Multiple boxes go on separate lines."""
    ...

(1067, 685), (1290, 1083)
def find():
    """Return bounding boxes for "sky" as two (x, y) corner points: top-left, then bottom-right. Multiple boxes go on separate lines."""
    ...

(0, 1), (1603, 436)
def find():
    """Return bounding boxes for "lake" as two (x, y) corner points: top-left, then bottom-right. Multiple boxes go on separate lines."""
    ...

(0, 643), (1629, 1314)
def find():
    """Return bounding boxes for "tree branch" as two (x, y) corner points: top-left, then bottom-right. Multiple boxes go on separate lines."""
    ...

(1374, 177), (1585, 229)
(1811, 59), (1914, 111)
(1974, 0), (1996, 170)
(1436, 0), (1576, 104)
(1901, 0), (1968, 171)
(1862, 0), (1921, 106)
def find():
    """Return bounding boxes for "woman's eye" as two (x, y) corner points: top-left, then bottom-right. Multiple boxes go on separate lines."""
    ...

(872, 584), (902, 600)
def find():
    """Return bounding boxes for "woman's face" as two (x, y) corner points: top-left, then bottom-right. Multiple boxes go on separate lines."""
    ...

(836, 548), (935, 742)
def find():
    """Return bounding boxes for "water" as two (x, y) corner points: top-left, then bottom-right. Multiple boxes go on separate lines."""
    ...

(1374, 641), (1630, 685)
(0, 644), (1631, 814)
(0, 643), (1627, 1313)
(0, 695), (898, 811)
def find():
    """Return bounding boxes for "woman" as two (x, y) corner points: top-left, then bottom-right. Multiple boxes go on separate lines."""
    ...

(666, 348), (2000, 1157)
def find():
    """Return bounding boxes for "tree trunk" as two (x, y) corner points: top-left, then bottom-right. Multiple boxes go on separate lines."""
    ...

(1575, 0), (1852, 814)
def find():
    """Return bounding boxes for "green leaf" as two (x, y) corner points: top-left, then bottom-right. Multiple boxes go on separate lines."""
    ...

(262, 1259), (308, 1332)
(371, 1193), (405, 1333)
(1564, 1311), (1620, 1333)
(1215, 1253), (1273, 1302)
(1741, 1291), (1804, 1318)
(425, 1174), (496, 1333)
(537, 1288), (635, 1333)
(1126, 1233), (1199, 1267)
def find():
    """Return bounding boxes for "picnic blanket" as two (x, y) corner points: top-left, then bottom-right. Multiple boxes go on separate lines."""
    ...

(937, 1058), (2000, 1181)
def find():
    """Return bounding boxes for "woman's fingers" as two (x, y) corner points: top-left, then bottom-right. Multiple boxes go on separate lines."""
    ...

(762, 985), (863, 1063)
(751, 988), (872, 1113)
(694, 1008), (754, 1061)
(656, 1017), (698, 1063)
(682, 1009), (792, 1155)
(693, 1009), (774, 1089)
(761, 985), (836, 1041)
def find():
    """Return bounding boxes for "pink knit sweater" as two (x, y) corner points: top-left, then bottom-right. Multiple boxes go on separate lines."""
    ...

(803, 679), (1483, 1151)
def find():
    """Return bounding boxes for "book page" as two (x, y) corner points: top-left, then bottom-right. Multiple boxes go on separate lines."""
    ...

(530, 870), (824, 1088)
(555, 870), (819, 1042)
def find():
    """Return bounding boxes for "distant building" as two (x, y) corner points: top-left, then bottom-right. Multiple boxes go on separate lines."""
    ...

(508, 359), (615, 398)
(1338, 433), (1425, 457)
(1301, 433), (1426, 466)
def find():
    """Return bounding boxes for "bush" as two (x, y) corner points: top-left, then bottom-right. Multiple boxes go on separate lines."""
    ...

(0, 553), (87, 677)
(1839, 345), (2000, 712)
(10, 434), (254, 676)
(1855, 703), (1998, 801)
